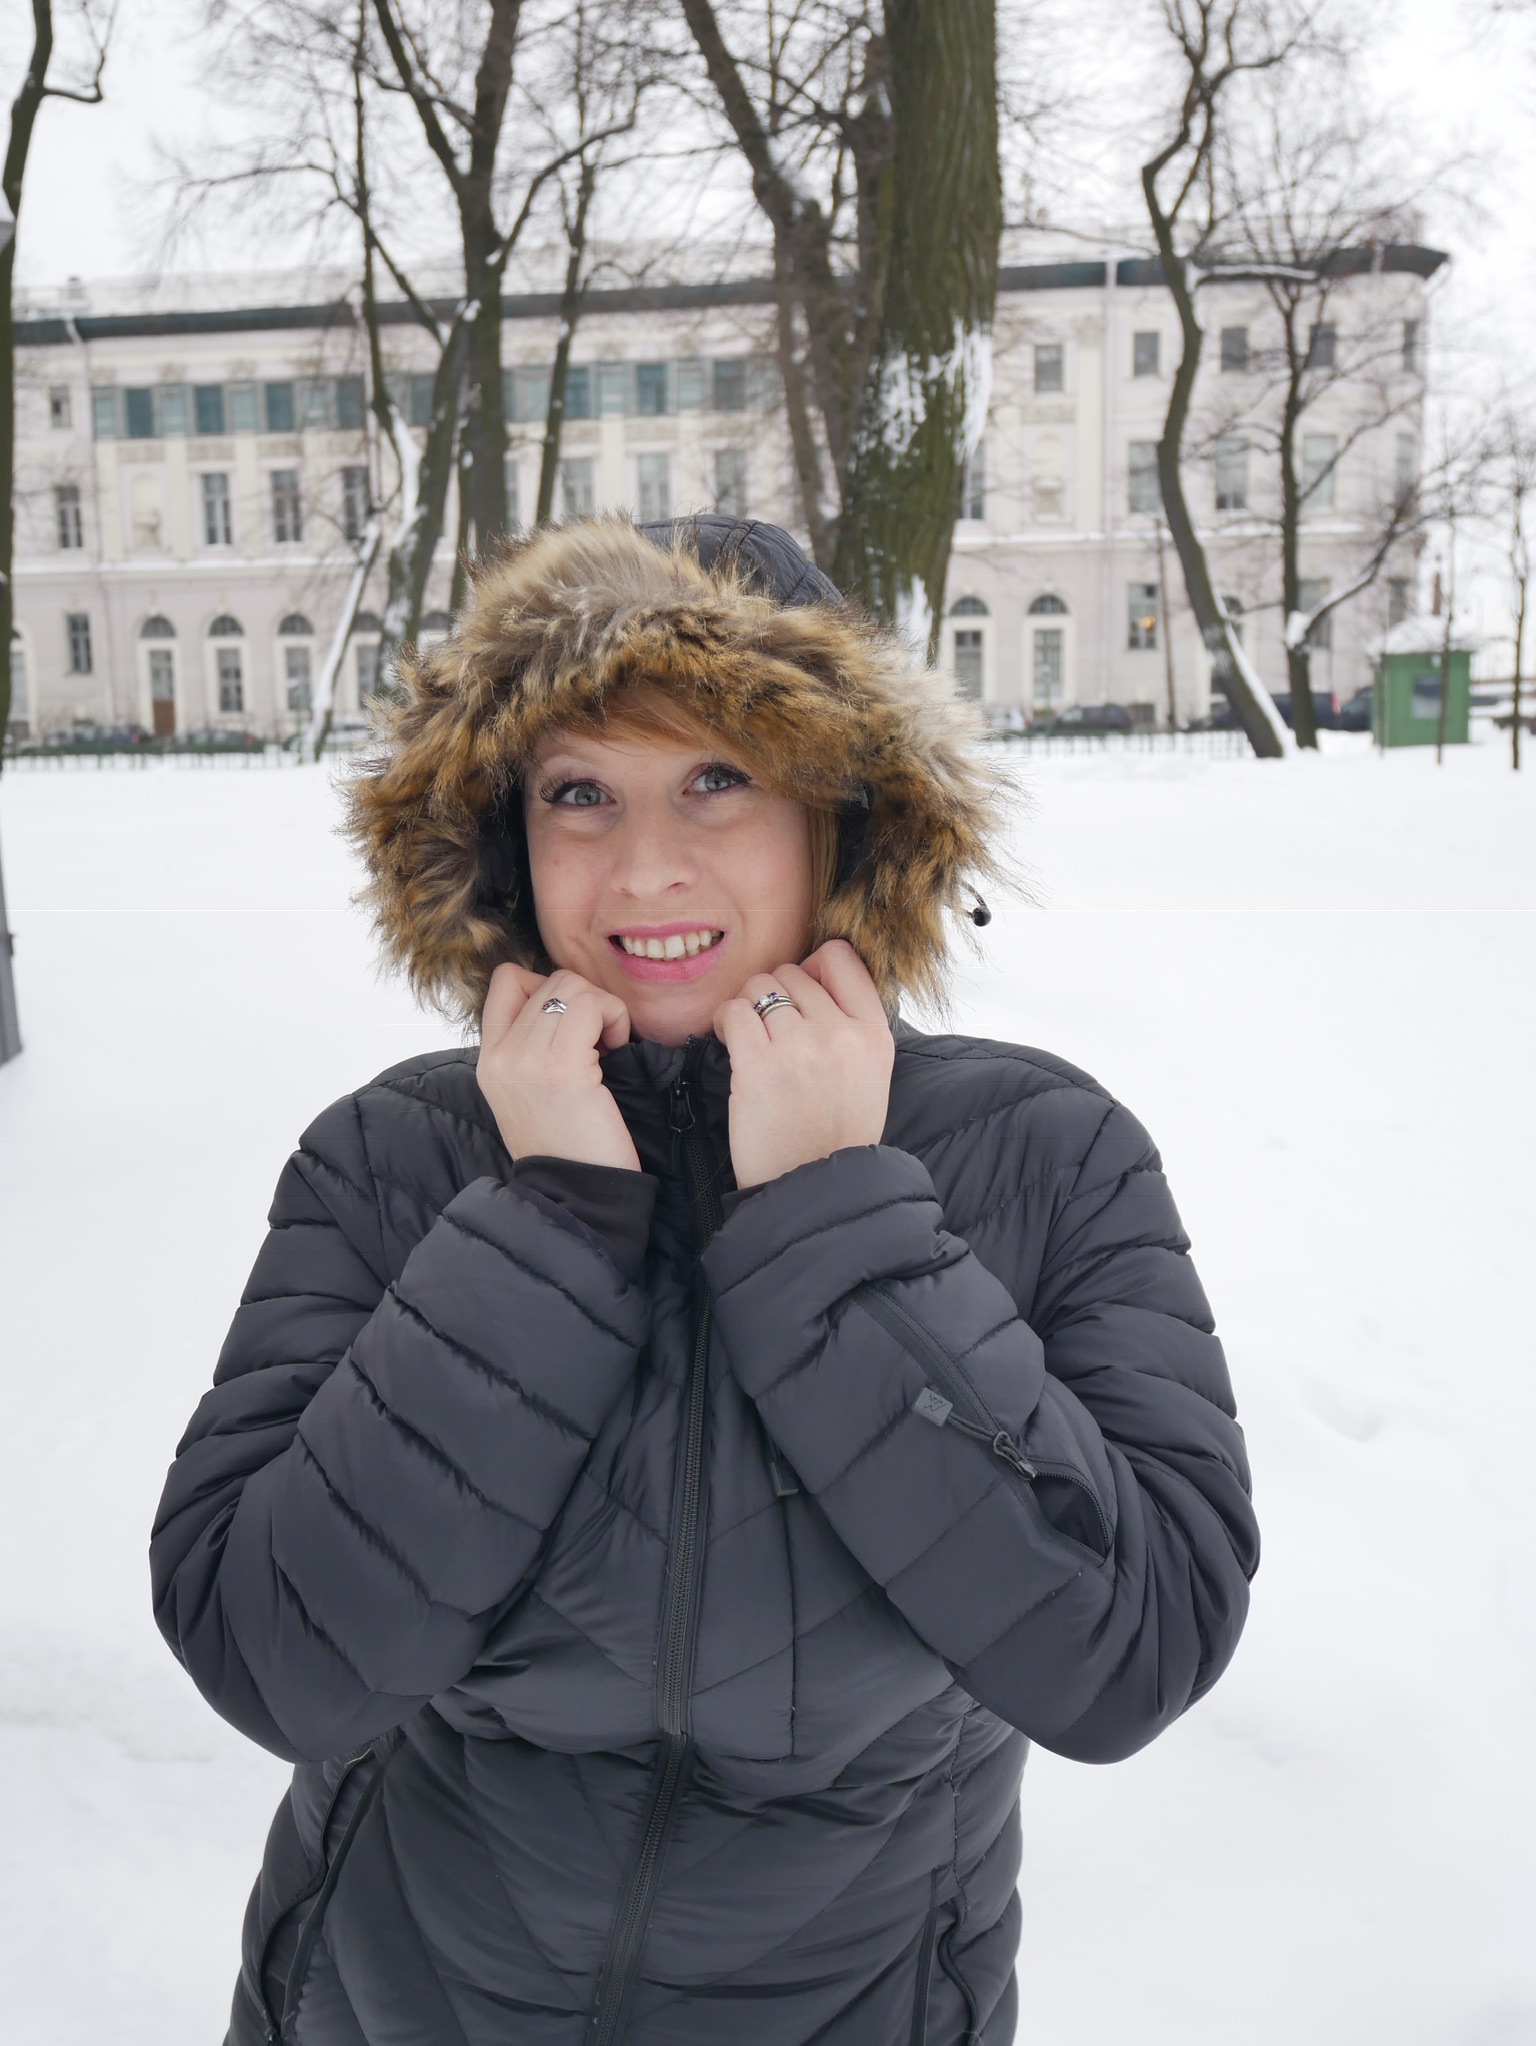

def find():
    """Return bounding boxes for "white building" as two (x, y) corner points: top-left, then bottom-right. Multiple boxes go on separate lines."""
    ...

(9, 239), (1443, 740)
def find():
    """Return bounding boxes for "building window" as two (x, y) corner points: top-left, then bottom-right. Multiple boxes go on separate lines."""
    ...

(958, 441), (986, 521)
(713, 358), (747, 413)
(1403, 320), (1420, 373)
(674, 360), (705, 410)
(227, 383), (260, 433)
(1128, 440), (1160, 516)
(953, 630), (984, 698)
(54, 484), (84, 550)
(1128, 583), (1159, 651)
(1297, 578), (1332, 650)
(1033, 343), (1064, 394)
(1307, 323), (1336, 370)
(66, 610), (94, 673)
(91, 387), (118, 438)
(1301, 433), (1337, 511)
(158, 384), (187, 436)
(1133, 330), (1161, 378)
(124, 387), (157, 439)
(560, 456), (595, 517)
(714, 448), (748, 518)
(341, 466), (370, 543)
(201, 473), (233, 547)
(271, 469), (304, 544)
(1387, 577), (1411, 628)
(1220, 326), (1249, 373)
(216, 647), (244, 714)
(635, 363), (669, 417)
(1213, 436), (1249, 512)
(1027, 593), (1067, 708)
(9, 629), (28, 727)
(419, 610), (454, 647)
(335, 375), (366, 430)
(637, 451), (670, 522)
(49, 386), (72, 430)
(279, 614), (314, 714)
(356, 629), (382, 700)
(264, 381), (297, 433)
(1395, 434), (1417, 504)
(190, 385), (224, 436)
(597, 362), (627, 416)
(299, 379), (332, 430)
(563, 366), (593, 420)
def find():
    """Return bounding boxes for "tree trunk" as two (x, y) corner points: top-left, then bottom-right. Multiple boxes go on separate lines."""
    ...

(464, 252), (508, 544)
(1278, 310), (1319, 749)
(1141, 191), (1288, 757)
(536, 157), (595, 526)
(1435, 529), (1455, 767)
(380, 321), (469, 657)
(1154, 518), (1178, 729)
(1513, 584), (1525, 774)
(832, 0), (1000, 646)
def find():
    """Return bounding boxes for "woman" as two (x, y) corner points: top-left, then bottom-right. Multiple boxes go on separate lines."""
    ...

(152, 514), (1258, 2046)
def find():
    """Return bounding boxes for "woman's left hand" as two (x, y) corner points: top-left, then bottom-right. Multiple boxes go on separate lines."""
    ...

(714, 940), (895, 1188)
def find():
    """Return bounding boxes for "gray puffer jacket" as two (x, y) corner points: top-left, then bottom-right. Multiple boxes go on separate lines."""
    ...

(151, 1022), (1257, 2046)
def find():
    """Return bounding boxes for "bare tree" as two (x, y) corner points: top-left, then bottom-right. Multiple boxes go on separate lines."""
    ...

(370, 0), (641, 551)
(1487, 398), (1535, 771)
(679, 0), (1002, 646)
(1139, 0), (1323, 759)
(1198, 73), (1449, 745)
(1, 0), (114, 1063)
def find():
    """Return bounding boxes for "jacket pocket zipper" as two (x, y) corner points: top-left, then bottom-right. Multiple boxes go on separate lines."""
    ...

(852, 1282), (1112, 1558)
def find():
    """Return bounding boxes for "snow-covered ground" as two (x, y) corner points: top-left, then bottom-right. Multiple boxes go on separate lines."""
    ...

(1, 738), (1533, 2045)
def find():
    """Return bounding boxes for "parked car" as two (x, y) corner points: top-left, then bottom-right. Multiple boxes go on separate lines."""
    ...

(1337, 686), (1373, 732)
(1027, 702), (1137, 736)
(41, 721), (151, 751)
(170, 727), (268, 752)
(1270, 688), (1344, 729)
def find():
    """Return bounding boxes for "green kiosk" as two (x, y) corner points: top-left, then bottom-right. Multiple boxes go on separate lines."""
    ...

(1372, 643), (1471, 748)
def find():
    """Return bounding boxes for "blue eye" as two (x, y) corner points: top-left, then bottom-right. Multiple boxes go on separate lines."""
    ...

(694, 763), (748, 794)
(547, 780), (608, 807)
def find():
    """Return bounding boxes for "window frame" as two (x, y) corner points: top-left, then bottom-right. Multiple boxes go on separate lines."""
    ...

(1132, 330), (1160, 378)
(66, 610), (94, 675)
(1127, 582), (1160, 652)
(201, 471), (234, 548)
(270, 468), (304, 546)
(54, 483), (84, 551)
(1032, 343), (1064, 395)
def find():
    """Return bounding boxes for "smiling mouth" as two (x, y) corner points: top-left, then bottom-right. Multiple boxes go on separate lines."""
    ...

(610, 929), (725, 962)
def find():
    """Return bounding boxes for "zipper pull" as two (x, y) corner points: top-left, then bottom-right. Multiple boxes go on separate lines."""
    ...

(912, 1387), (1037, 1478)
(668, 1073), (695, 1133)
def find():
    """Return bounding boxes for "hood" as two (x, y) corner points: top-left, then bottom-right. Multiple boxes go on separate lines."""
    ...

(344, 514), (1008, 1021)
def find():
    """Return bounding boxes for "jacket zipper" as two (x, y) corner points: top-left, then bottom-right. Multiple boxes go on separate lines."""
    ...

(587, 1043), (722, 2046)
(852, 1281), (1112, 1557)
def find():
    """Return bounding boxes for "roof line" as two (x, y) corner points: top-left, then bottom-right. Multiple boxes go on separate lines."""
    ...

(15, 244), (1449, 349)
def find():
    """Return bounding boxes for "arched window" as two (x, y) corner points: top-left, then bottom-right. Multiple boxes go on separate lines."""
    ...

(209, 617), (245, 716)
(949, 595), (989, 617)
(140, 614), (176, 639)
(208, 614), (244, 637)
(419, 610), (454, 634)
(1028, 593), (1069, 615)
(354, 611), (382, 634)
(279, 612), (314, 637)
(278, 614), (315, 714)
(1029, 596), (1069, 711)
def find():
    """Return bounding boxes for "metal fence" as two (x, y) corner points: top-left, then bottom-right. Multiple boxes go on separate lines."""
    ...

(4, 726), (1260, 772)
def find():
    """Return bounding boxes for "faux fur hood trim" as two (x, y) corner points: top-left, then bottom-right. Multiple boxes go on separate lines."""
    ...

(344, 514), (1009, 1021)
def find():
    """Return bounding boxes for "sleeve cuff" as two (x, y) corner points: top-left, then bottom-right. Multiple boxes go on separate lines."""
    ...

(511, 1157), (657, 1284)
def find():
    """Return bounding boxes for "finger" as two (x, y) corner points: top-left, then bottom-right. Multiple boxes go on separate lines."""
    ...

(771, 960), (840, 1025)
(736, 972), (806, 1035)
(798, 939), (886, 1023)
(482, 961), (546, 1046)
(713, 994), (766, 1061)
(532, 970), (632, 1053)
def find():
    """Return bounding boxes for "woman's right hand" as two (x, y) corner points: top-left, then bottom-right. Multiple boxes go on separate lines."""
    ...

(477, 962), (641, 1171)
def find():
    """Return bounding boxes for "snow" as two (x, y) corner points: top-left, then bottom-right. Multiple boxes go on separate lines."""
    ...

(1, 739), (1533, 2044)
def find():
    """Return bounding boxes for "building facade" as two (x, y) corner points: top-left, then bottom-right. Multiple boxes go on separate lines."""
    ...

(9, 242), (1442, 739)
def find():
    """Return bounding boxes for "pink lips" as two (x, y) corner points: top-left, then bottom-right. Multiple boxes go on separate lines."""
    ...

(607, 927), (728, 985)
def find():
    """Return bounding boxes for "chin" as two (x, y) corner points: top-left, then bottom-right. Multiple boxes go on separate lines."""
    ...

(626, 994), (716, 1046)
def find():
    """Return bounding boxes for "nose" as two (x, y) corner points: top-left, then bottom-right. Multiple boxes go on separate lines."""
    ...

(607, 798), (700, 902)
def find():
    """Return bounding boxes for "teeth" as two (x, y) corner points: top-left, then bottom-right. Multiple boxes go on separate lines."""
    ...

(617, 929), (721, 958)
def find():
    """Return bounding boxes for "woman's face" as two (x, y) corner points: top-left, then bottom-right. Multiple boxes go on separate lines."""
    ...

(523, 711), (816, 1045)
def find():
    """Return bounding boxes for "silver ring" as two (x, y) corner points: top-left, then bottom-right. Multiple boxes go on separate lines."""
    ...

(541, 996), (568, 1016)
(751, 990), (798, 1020)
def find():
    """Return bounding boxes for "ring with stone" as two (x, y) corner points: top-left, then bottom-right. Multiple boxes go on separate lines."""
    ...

(541, 996), (568, 1016)
(751, 990), (798, 1020)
